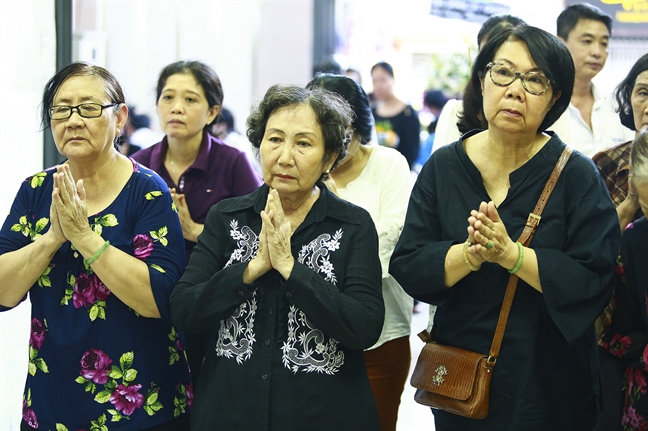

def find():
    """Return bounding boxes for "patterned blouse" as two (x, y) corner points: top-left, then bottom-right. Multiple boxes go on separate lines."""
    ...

(169, 184), (385, 431)
(602, 217), (648, 430)
(593, 140), (643, 221)
(0, 161), (192, 430)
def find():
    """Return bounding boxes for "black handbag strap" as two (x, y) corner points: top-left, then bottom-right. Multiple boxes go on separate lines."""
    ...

(487, 146), (573, 365)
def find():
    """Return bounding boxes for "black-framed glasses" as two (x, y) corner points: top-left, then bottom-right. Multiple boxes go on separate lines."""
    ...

(48, 103), (118, 120)
(486, 62), (551, 95)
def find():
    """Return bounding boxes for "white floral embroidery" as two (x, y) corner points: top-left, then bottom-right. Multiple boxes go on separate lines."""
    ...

(215, 292), (258, 364)
(224, 219), (258, 268)
(281, 305), (344, 375)
(297, 229), (343, 285)
(216, 219), (260, 364)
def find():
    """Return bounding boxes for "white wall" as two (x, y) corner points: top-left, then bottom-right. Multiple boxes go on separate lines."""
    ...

(83, 1), (312, 138)
(0, 2), (56, 429)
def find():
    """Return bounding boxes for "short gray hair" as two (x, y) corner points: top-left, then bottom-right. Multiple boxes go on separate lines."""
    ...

(246, 85), (353, 182)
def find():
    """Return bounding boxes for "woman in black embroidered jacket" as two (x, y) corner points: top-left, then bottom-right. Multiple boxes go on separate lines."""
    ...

(169, 85), (384, 430)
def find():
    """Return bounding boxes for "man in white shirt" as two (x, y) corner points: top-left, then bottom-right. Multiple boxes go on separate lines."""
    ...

(552, 3), (634, 158)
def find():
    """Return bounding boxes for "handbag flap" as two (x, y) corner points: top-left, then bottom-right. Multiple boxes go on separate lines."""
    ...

(410, 342), (487, 401)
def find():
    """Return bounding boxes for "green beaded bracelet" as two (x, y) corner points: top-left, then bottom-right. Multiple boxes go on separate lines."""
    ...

(508, 241), (524, 274)
(84, 240), (110, 266)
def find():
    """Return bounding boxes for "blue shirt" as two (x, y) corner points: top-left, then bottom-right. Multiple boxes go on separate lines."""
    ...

(0, 162), (192, 430)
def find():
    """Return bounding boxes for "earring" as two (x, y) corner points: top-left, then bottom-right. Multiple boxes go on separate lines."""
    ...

(324, 169), (330, 175)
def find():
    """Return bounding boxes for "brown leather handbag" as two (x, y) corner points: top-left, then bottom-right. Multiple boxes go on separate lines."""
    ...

(410, 146), (573, 419)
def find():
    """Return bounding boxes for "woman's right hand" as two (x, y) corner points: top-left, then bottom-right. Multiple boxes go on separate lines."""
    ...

(243, 192), (273, 284)
(46, 200), (67, 246)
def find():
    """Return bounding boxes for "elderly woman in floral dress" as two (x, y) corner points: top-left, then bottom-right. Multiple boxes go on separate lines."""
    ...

(0, 63), (192, 430)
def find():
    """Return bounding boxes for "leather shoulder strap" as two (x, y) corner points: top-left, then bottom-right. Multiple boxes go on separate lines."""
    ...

(487, 146), (573, 363)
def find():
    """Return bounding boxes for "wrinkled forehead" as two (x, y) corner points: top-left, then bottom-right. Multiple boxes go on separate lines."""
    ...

(53, 74), (110, 104)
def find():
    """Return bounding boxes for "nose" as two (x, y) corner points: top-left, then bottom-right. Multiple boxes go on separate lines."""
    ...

(505, 76), (525, 99)
(65, 107), (85, 126)
(277, 142), (294, 166)
(591, 42), (605, 58)
(170, 99), (184, 114)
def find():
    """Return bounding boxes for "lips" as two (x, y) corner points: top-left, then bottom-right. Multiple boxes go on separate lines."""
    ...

(168, 119), (184, 125)
(276, 174), (295, 180)
(502, 109), (522, 117)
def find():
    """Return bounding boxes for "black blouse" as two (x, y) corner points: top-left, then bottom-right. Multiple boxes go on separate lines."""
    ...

(390, 132), (621, 429)
(170, 184), (384, 431)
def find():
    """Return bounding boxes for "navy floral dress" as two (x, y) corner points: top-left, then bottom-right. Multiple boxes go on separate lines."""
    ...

(602, 217), (648, 431)
(0, 161), (192, 430)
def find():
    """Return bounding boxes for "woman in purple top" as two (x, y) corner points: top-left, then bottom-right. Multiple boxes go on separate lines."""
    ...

(131, 60), (262, 390)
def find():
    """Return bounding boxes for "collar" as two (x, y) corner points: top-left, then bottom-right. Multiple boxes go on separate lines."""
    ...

(147, 132), (213, 174)
(221, 183), (362, 226)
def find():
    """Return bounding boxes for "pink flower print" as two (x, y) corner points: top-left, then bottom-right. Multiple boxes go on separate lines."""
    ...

(29, 318), (46, 350)
(110, 383), (145, 416)
(186, 382), (194, 408)
(22, 402), (38, 428)
(94, 275), (111, 301)
(73, 273), (96, 308)
(133, 234), (154, 260)
(176, 336), (184, 352)
(79, 349), (113, 384)
(635, 369), (648, 395)
(610, 334), (631, 356)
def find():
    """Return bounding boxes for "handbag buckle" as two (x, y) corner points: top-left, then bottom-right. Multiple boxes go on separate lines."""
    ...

(486, 355), (497, 366)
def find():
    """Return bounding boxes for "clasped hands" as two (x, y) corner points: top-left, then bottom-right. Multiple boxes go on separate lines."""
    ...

(245, 188), (294, 283)
(466, 201), (518, 269)
(48, 164), (93, 246)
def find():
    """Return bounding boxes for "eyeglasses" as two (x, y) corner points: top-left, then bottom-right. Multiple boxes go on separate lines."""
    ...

(48, 103), (118, 120)
(486, 62), (551, 95)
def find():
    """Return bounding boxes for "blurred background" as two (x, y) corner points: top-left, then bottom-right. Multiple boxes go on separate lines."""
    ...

(0, 1), (646, 429)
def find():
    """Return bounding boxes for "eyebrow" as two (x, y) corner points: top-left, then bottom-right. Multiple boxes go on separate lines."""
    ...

(494, 58), (543, 72)
(265, 128), (318, 138)
(578, 32), (609, 40)
(161, 88), (201, 97)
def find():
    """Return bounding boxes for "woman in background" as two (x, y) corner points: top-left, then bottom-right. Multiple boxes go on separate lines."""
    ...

(601, 127), (648, 430)
(371, 61), (420, 170)
(307, 74), (413, 431)
(132, 60), (262, 387)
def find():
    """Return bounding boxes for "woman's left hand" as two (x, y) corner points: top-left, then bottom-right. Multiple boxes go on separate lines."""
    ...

(469, 201), (517, 265)
(52, 164), (93, 243)
(261, 188), (294, 280)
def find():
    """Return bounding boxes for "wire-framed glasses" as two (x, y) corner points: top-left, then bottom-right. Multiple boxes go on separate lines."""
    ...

(48, 103), (118, 120)
(486, 62), (551, 95)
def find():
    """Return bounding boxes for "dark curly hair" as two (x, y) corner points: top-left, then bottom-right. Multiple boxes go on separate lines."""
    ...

(458, 25), (574, 135)
(306, 73), (373, 145)
(615, 54), (648, 131)
(246, 85), (353, 182)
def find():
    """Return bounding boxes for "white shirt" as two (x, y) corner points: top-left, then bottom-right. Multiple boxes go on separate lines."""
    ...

(335, 145), (414, 349)
(550, 83), (634, 158)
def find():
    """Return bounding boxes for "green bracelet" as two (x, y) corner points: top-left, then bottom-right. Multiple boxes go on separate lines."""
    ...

(84, 240), (110, 266)
(508, 242), (524, 274)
